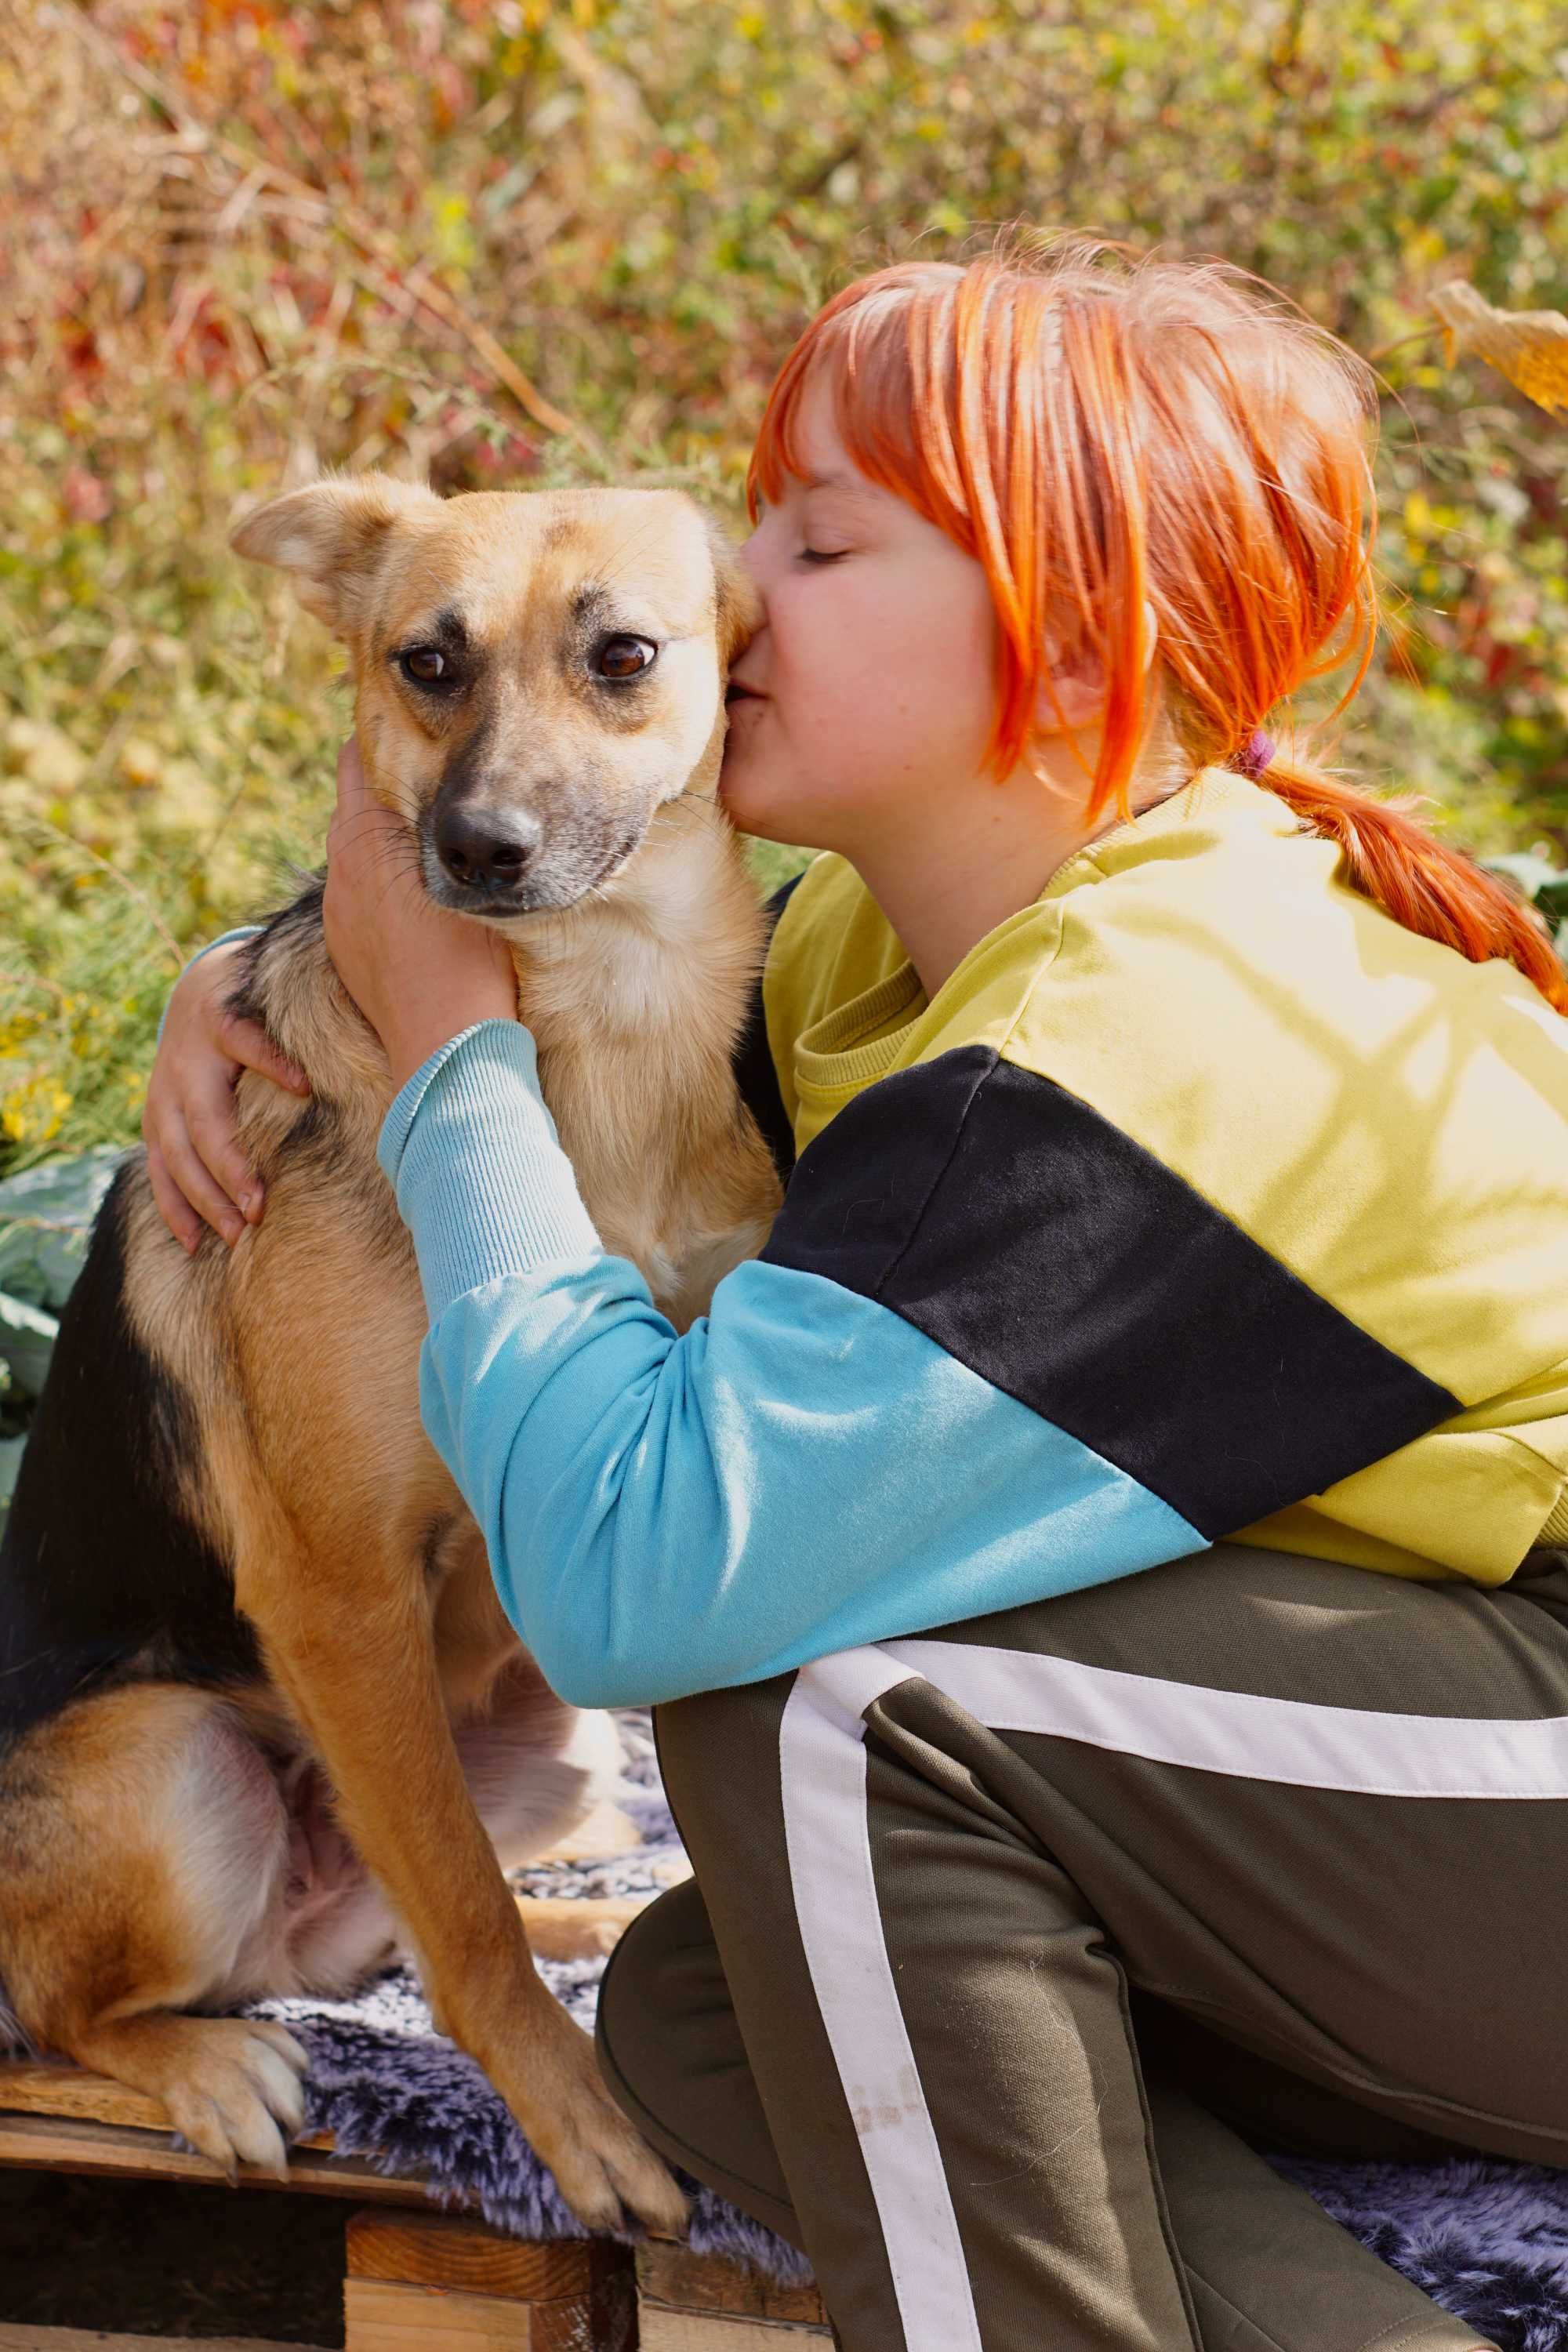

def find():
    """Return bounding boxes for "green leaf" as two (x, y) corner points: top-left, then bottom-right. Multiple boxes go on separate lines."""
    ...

(0, 1145), (125, 1312)
(0, 1289), (60, 1403)
(0, 1434), (27, 1508)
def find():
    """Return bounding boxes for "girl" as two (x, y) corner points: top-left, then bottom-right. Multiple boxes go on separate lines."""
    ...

(147, 239), (1568, 2351)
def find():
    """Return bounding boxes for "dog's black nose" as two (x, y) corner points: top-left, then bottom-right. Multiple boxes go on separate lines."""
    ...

(434, 805), (541, 892)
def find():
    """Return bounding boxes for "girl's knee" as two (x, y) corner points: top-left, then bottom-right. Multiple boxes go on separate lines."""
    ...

(595, 1874), (802, 2247)
(595, 1879), (717, 2143)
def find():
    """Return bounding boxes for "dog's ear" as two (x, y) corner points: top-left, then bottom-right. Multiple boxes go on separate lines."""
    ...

(699, 510), (762, 672)
(230, 474), (440, 633)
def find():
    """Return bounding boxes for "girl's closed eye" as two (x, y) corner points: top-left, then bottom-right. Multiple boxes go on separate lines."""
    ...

(799, 546), (848, 564)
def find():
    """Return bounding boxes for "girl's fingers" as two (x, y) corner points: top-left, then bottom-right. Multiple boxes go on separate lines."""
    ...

(336, 733), (368, 810)
(158, 1108), (246, 1249)
(327, 739), (365, 859)
(184, 1083), (267, 1229)
(145, 1138), (205, 1256)
(217, 1009), (310, 1098)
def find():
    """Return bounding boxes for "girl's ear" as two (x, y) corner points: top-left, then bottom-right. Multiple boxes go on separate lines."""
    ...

(1034, 600), (1159, 738)
(1033, 662), (1105, 738)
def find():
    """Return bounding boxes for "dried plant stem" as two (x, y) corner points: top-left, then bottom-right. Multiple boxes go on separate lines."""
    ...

(59, 7), (601, 461)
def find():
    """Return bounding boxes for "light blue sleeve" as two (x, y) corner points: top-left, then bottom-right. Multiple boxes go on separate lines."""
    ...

(378, 1021), (1201, 1708)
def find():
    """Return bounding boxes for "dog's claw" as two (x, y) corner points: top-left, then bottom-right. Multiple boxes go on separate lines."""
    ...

(158, 2020), (310, 2182)
(550, 2117), (688, 2238)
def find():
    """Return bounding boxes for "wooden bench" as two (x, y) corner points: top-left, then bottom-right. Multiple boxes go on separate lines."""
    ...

(0, 2060), (829, 2347)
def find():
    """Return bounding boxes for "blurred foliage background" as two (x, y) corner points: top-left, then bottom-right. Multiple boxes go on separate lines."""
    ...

(2, 0), (1567, 1180)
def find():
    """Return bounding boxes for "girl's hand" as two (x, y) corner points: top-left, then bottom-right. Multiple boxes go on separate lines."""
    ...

(143, 940), (310, 1253)
(321, 738), (517, 1091)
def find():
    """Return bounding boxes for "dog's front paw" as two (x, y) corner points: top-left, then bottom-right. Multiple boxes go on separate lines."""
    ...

(502, 2009), (687, 2238)
(158, 2018), (310, 2181)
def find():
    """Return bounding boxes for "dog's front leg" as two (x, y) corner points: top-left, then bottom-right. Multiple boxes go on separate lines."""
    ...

(240, 1545), (684, 2234)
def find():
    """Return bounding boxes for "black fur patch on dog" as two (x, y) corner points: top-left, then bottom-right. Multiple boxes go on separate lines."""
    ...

(225, 878), (325, 1034)
(0, 1166), (260, 1748)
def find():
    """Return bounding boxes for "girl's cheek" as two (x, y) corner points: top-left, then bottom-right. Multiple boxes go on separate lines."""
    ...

(792, 581), (871, 713)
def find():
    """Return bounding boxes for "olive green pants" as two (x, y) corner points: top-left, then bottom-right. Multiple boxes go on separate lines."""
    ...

(597, 1544), (1568, 2349)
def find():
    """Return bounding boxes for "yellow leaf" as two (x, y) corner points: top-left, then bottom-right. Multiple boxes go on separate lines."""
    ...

(1430, 282), (1568, 417)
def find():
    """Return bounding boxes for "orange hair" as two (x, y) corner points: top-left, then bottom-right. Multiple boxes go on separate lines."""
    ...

(747, 236), (1568, 1015)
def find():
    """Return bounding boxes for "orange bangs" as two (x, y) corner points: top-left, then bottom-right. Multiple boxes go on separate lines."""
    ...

(745, 237), (1378, 826)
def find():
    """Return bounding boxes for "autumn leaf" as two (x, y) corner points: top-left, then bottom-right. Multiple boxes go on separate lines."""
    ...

(1430, 281), (1568, 417)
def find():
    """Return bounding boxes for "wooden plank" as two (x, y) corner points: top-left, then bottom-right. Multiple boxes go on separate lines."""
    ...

(0, 2109), (434, 2204)
(346, 2205), (596, 2299)
(345, 2277), (535, 2347)
(0, 2332), (328, 2352)
(637, 2243), (825, 2327)
(344, 2274), (626, 2349)
(0, 2061), (173, 2134)
(0, 2059), (333, 2151)
(637, 2312), (832, 2347)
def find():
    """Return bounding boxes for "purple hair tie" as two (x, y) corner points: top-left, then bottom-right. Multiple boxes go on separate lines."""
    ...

(1235, 729), (1276, 779)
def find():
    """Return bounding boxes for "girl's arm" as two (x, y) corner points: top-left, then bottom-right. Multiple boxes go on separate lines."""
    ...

(379, 1019), (1208, 1708)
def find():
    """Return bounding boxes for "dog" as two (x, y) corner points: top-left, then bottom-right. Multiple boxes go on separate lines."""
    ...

(0, 474), (782, 2231)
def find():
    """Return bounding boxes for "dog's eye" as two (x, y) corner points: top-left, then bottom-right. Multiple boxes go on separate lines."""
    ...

(595, 636), (656, 681)
(400, 647), (455, 687)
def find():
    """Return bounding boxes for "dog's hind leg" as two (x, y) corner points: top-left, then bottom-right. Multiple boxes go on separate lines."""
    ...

(455, 1650), (626, 1875)
(0, 1682), (310, 2177)
(450, 1655), (648, 1962)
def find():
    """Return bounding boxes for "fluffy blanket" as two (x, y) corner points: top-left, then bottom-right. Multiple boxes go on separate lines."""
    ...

(1272, 2154), (1568, 2352)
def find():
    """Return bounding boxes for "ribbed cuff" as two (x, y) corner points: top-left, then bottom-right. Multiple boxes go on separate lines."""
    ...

(377, 1019), (601, 1322)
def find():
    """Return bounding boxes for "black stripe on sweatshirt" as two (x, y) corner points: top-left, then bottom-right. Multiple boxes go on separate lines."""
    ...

(731, 873), (804, 1186)
(760, 1044), (1458, 1539)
